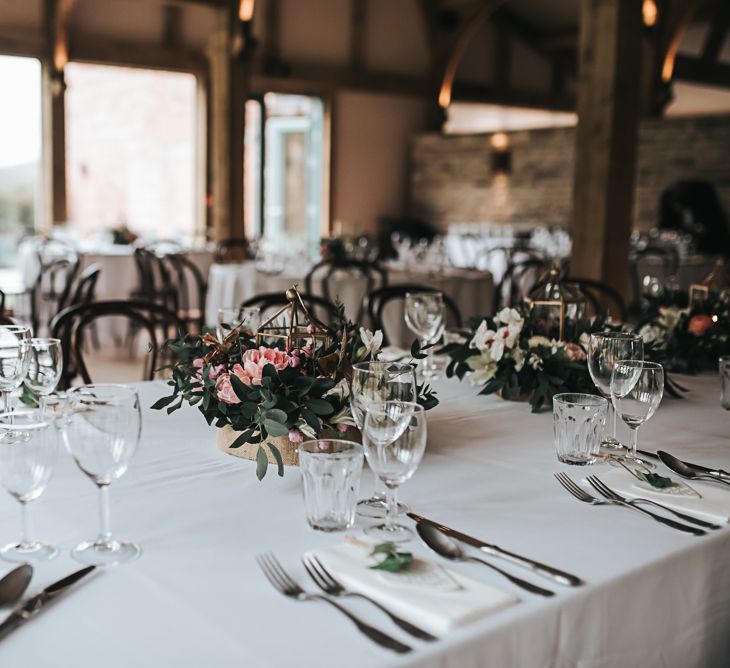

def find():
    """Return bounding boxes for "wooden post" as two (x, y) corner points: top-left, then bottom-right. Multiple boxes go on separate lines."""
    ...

(571, 0), (643, 301)
(207, 1), (247, 243)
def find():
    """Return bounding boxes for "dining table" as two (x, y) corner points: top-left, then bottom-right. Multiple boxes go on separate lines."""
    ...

(0, 373), (728, 667)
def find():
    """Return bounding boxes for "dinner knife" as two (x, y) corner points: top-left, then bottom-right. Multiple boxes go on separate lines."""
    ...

(0, 566), (96, 642)
(639, 449), (730, 479)
(407, 513), (583, 587)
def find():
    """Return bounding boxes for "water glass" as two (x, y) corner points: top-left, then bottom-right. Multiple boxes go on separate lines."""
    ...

(63, 384), (142, 565)
(0, 326), (32, 414)
(0, 412), (58, 562)
(216, 306), (261, 340)
(25, 338), (63, 415)
(553, 393), (607, 465)
(587, 332), (643, 450)
(404, 292), (445, 379)
(720, 356), (730, 410)
(299, 439), (363, 532)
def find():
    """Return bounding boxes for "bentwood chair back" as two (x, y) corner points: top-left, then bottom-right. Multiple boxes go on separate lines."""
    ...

(565, 278), (628, 322)
(163, 253), (208, 334)
(496, 257), (551, 309)
(364, 283), (462, 346)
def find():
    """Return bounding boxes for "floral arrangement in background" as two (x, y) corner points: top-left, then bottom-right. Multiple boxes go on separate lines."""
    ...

(110, 224), (138, 245)
(639, 292), (730, 374)
(154, 305), (437, 480)
(441, 307), (609, 412)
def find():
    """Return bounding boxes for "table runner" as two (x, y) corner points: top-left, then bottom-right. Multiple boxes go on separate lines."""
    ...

(0, 374), (728, 667)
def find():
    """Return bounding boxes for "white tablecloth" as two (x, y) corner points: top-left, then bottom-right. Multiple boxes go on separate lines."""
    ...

(0, 374), (728, 667)
(205, 262), (494, 341)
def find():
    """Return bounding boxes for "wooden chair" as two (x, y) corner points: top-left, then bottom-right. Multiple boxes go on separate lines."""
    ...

(304, 258), (387, 322)
(364, 283), (462, 346)
(51, 300), (184, 387)
(29, 256), (80, 336)
(566, 278), (628, 322)
(241, 291), (342, 328)
(163, 253), (208, 334)
(495, 257), (551, 309)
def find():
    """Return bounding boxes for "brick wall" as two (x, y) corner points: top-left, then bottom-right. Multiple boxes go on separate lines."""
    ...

(410, 115), (730, 232)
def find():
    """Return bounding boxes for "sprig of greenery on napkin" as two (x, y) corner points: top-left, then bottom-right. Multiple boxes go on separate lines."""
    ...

(369, 542), (413, 572)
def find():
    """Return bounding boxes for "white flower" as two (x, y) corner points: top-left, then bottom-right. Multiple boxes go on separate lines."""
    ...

(528, 352), (544, 371)
(359, 328), (383, 357)
(470, 320), (495, 352)
(510, 347), (526, 372)
(490, 336), (505, 362)
(495, 308), (523, 328)
(527, 335), (551, 349)
(466, 352), (498, 385)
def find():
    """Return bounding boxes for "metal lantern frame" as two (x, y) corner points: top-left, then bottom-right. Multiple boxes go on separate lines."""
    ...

(689, 259), (730, 309)
(254, 286), (332, 350)
(524, 266), (587, 341)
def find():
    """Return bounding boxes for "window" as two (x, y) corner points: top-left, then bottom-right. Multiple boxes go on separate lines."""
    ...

(64, 63), (199, 242)
(0, 56), (42, 267)
(245, 93), (326, 259)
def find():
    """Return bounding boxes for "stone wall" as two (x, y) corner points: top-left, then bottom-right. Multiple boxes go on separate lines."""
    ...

(410, 115), (730, 232)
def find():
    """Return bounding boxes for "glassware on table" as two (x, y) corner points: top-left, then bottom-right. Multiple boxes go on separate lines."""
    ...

(610, 361), (664, 459)
(350, 361), (417, 519)
(363, 402), (425, 543)
(24, 338), (63, 416)
(62, 384), (142, 566)
(299, 439), (363, 532)
(720, 356), (730, 410)
(587, 332), (644, 451)
(404, 292), (445, 380)
(553, 393), (607, 466)
(0, 326), (32, 415)
(216, 306), (261, 341)
(0, 411), (58, 562)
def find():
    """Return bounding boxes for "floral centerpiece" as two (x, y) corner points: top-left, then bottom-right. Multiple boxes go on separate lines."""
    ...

(441, 307), (608, 412)
(154, 289), (437, 480)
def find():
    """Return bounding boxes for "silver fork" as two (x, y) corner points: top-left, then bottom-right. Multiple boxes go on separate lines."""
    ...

(554, 473), (705, 537)
(586, 475), (721, 531)
(256, 553), (412, 654)
(302, 555), (437, 642)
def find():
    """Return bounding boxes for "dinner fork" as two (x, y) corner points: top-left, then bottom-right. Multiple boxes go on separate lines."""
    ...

(554, 473), (705, 536)
(586, 475), (721, 530)
(256, 553), (412, 654)
(301, 555), (437, 641)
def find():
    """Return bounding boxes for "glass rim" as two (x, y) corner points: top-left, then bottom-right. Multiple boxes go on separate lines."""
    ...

(67, 383), (139, 401)
(30, 337), (61, 345)
(352, 360), (416, 372)
(0, 411), (49, 430)
(553, 392), (607, 407)
(405, 291), (443, 300)
(614, 360), (663, 370)
(365, 399), (424, 411)
(0, 325), (30, 333)
(589, 331), (642, 340)
(298, 438), (363, 455)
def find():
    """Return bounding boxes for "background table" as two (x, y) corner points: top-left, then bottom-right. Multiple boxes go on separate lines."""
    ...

(205, 262), (494, 344)
(0, 374), (728, 666)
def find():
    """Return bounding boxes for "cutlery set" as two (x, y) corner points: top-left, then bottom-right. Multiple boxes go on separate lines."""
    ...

(556, 450), (730, 536)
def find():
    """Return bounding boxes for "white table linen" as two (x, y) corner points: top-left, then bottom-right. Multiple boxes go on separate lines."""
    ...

(0, 374), (729, 667)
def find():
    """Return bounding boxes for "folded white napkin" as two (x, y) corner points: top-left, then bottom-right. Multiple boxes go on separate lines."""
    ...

(593, 468), (730, 524)
(307, 541), (518, 635)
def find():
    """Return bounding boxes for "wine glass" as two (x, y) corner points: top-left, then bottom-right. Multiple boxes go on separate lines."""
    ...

(363, 402), (426, 543)
(0, 411), (58, 562)
(0, 326), (32, 415)
(350, 361), (416, 518)
(587, 332), (643, 451)
(404, 292), (445, 380)
(25, 338), (63, 416)
(610, 361), (664, 459)
(62, 384), (142, 566)
(216, 306), (261, 340)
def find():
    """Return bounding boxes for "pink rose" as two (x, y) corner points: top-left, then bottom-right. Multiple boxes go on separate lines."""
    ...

(564, 342), (587, 362)
(216, 373), (240, 404)
(335, 423), (349, 433)
(208, 364), (225, 380)
(231, 346), (291, 386)
(688, 314), (714, 337)
(193, 358), (204, 369)
(288, 429), (303, 443)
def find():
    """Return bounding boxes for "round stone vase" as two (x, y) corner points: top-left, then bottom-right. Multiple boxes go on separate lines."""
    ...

(216, 425), (361, 467)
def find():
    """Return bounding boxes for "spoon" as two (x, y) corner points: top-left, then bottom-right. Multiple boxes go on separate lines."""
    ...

(0, 564), (33, 607)
(415, 522), (554, 597)
(658, 451), (730, 487)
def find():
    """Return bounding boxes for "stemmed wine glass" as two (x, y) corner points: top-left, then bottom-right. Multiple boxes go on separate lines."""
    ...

(0, 326), (32, 416)
(363, 402), (426, 543)
(610, 361), (664, 459)
(587, 332), (643, 451)
(350, 361), (416, 518)
(63, 384), (142, 566)
(25, 338), (63, 417)
(216, 306), (261, 341)
(404, 292), (445, 380)
(0, 411), (58, 562)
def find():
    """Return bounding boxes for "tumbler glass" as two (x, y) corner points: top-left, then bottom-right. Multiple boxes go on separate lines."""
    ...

(299, 439), (363, 532)
(553, 393), (607, 465)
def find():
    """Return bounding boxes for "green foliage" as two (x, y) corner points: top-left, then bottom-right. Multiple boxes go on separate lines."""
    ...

(635, 470), (674, 489)
(368, 542), (413, 572)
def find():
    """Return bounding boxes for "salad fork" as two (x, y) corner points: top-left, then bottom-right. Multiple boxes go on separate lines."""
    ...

(256, 552), (412, 654)
(554, 473), (705, 536)
(586, 475), (720, 530)
(301, 555), (437, 641)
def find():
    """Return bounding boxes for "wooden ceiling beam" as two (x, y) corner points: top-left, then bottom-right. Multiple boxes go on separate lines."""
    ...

(349, 0), (366, 70)
(701, 1), (730, 63)
(673, 54), (730, 88)
(162, 5), (183, 48)
(453, 81), (575, 112)
(126, 0), (225, 7)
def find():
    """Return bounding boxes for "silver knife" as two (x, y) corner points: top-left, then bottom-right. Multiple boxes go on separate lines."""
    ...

(407, 513), (583, 587)
(641, 449), (730, 479)
(0, 566), (96, 642)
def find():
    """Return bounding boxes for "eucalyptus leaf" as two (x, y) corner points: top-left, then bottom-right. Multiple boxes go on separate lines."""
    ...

(256, 446), (269, 481)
